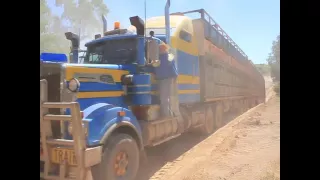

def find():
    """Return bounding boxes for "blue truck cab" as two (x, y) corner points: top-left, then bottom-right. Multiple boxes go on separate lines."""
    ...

(40, 2), (182, 179)
(64, 15), (169, 146)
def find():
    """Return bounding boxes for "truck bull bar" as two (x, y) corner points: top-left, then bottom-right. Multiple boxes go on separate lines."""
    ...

(40, 79), (102, 180)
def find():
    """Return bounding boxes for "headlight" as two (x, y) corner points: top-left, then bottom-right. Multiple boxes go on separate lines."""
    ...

(67, 78), (80, 92)
(68, 122), (88, 136)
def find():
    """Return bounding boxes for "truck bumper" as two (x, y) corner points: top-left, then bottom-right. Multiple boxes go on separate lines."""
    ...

(40, 146), (102, 180)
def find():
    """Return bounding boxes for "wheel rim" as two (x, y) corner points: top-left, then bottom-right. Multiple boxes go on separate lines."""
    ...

(114, 151), (129, 176)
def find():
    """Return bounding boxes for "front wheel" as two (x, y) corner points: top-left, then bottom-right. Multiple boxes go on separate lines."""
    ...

(92, 133), (139, 180)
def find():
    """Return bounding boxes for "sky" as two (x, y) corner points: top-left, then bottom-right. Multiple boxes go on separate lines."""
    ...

(48, 0), (280, 64)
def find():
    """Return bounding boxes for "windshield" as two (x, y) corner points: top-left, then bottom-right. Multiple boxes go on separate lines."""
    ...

(84, 38), (137, 64)
(78, 50), (87, 64)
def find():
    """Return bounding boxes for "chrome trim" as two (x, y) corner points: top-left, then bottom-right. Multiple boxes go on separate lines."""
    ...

(61, 64), (78, 104)
(127, 84), (151, 87)
(127, 91), (151, 95)
(60, 63), (66, 105)
(60, 64), (66, 137)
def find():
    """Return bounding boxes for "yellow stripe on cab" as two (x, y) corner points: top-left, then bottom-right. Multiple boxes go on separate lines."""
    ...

(66, 66), (129, 82)
(77, 91), (124, 98)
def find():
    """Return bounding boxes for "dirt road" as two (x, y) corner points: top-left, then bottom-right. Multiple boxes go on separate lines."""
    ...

(137, 79), (279, 180)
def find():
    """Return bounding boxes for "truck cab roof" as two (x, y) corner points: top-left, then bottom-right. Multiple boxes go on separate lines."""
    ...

(85, 34), (138, 47)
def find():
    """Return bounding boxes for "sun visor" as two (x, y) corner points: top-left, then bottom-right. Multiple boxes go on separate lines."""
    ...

(40, 53), (68, 63)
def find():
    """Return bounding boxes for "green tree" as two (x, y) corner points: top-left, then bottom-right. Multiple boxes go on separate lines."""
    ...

(41, 0), (69, 54)
(55, 0), (109, 41)
(267, 35), (280, 81)
(255, 63), (270, 75)
(40, 0), (52, 52)
(40, 0), (49, 33)
(40, 0), (109, 54)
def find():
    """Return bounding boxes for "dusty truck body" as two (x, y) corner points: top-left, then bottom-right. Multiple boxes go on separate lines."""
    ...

(40, 3), (265, 180)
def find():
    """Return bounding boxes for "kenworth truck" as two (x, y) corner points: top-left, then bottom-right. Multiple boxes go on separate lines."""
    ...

(40, 2), (265, 180)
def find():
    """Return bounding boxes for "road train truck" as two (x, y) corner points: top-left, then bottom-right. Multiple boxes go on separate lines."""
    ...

(40, 2), (265, 180)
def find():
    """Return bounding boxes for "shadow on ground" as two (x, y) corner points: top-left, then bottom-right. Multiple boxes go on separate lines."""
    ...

(135, 112), (239, 180)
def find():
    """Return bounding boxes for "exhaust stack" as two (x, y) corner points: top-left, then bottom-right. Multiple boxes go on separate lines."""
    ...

(102, 15), (107, 34)
(165, 0), (171, 45)
(65, 32), (80, 63)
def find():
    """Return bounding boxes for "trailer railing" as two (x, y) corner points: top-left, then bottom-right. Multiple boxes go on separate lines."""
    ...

(171, 8), (248, 59)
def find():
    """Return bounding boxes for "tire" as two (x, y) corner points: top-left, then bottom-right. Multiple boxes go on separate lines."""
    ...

(201, 107), (214, 135)
(92, 133), (139, 180)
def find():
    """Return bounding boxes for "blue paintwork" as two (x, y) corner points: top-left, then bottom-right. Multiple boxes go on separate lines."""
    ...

(81, 103), (142, 146)
(40, 53), (67, 63)
(128, 86), (151, 92)
(179, 94), (201, 104)
(79, 82), (123, 92)
(132, 74), (151, 84)
(63, 64), (143, 145)
(176, 50), (199, 76)
(85, 34), (138, 46)
(132, 94), (152, 105)
(70, 49), (78, 63)
(137, 37), (146, 66)
(78, 97), (127, 111)
(178, 84), (200, 90)
(129, 74), (152, 105)
(63, 32), (202, 146)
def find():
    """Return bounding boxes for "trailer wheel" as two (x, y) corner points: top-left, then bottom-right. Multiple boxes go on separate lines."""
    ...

(201, 107), (214, 135)
(214, 103), (223, 129)
(92, 133), (139, 180)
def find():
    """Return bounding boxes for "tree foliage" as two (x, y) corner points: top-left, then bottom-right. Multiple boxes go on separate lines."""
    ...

(55, 0), (108, 41)
(255, 63), (270, 75)
(40, 0), (109, 54)
(267, 35), (280, 82)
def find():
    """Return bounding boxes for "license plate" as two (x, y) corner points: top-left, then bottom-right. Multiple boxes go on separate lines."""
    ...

(51, 148), (77, 166)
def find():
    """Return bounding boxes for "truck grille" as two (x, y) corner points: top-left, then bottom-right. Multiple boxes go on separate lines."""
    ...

(40, 62), (63, 138)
